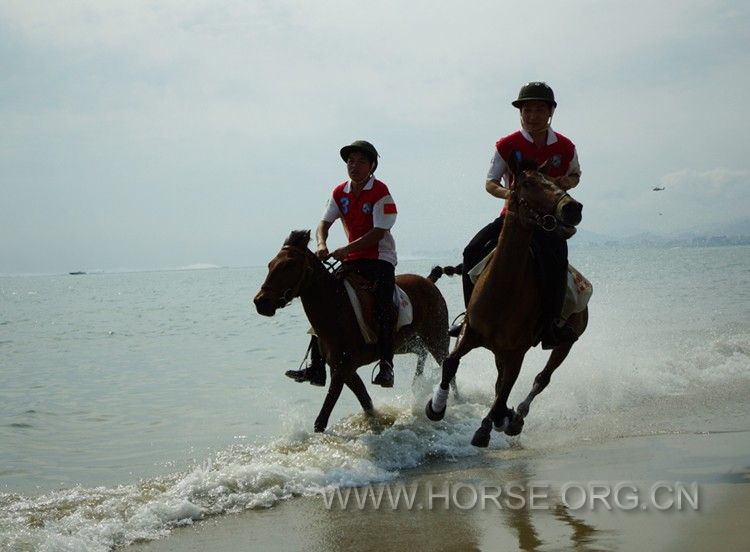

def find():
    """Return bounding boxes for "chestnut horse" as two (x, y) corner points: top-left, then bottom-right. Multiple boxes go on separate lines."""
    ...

(425, 158), (589, 447)
(254, 230), (451, 432)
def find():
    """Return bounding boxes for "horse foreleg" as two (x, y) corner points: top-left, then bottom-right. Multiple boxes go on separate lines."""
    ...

(346, 372), (374, 414)
(425, 328), (479, 421)
(424, 332), (458, 399)
(314, 372), (346, 433)
(517, 344), (572, 418)
(486, 351), (525, 438)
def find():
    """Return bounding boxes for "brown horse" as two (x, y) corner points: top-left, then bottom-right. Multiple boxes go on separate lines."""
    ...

(425, 158), (588, 447)
(254, 230), (451, 432)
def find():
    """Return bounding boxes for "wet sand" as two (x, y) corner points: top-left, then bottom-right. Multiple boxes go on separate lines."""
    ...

(132, 424), (750, 551)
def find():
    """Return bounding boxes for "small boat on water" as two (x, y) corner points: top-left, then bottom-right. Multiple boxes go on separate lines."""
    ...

(69, 271), (87, 275)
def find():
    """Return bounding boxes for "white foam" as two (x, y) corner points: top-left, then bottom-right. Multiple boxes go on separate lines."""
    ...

(0, 400), (500, 551)
(3, 332), (747, 551)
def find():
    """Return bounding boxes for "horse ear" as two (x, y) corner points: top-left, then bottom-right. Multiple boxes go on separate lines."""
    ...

(284, 230), (312, 248)
(507, 150), (522, 177)
(538, 159), (551, 175)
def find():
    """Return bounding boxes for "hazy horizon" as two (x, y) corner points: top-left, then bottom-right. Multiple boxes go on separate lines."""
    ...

(2, 1), (749, 274)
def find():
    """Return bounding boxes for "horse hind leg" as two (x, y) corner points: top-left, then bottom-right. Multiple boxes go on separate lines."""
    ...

(413, 341), (427, 382)
(517, 344), (572, 418)
(518, 308), (588, 418)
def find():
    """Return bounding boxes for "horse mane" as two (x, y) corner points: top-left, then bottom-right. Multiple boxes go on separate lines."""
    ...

(284, 230), (311, 249)
(517, 158), (539, 172)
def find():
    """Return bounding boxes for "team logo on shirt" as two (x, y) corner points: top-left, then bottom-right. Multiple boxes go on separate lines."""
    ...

(339, 197), (350, 215)
(551, 154), (562, 168)
(362, 203), (372, 214)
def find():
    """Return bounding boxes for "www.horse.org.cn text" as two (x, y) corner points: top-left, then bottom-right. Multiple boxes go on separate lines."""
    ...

(320, 480), (700, 512)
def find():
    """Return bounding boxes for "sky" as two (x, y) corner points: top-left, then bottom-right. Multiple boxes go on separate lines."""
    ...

(1, 0), (749, 273)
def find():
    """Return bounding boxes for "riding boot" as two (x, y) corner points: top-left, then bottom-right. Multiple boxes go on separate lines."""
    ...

(373, 360), (394, 388)
(537, 231), (576, 350)
(373, 315), (395, 388)
(461, 273), (474, 309)
(285, 336), (326, 386)
(462, 216), (504, 308)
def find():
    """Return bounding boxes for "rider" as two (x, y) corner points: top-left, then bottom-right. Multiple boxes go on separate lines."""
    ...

(452, 82), (581, 349)
(285, 140), (398, 387)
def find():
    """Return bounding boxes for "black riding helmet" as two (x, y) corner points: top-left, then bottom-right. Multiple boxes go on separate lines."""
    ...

(512, 82), (557, 108)
(340, 140), (379, 172)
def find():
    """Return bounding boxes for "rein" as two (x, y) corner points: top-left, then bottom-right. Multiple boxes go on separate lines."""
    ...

(510, 189), (570, 232)
(260, 245), (343, 308)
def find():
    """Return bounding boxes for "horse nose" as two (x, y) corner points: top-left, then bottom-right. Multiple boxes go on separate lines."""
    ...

(254, 294), (276, 317)
(560, 201), (583, 226)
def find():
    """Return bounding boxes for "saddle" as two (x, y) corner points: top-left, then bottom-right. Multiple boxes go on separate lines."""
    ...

(342, 273), (413, 344)
(467, 250), (592, 324)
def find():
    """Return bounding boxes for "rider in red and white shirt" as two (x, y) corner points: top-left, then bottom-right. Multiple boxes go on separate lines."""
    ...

(286, 140), (398, 388)
(322, 176), (397, 266)
(457, 82), (582, 349)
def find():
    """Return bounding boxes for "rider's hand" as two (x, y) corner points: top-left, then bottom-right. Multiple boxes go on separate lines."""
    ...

(331, 246), (349, 261)
(316, 245), (330, 260)
(554, 175), (578, 190)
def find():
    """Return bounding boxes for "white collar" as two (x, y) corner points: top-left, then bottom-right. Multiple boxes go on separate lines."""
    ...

(343, 175), (375, 193)
(520, 127), (557, 146)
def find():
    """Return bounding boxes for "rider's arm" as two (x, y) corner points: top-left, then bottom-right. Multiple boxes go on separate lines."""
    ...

(555, 174), (580, 190)
(486, 148), (511, 200)
(316, 220), (332, 260)
(556, 148), (582, 190)
(486, 179), (511, 199)
(331, 228), (387, 261)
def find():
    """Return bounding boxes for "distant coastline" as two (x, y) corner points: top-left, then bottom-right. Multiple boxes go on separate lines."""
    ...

(405, 233), (750, 260)
(573, 234), (750, 249)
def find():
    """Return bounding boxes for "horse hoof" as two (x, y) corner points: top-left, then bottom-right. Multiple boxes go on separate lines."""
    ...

(493, 417), (509, 433)
(471, 418), (493, 447)
(314, 420), (326, 433)
(425, 399), (446, 422)
(504, 410), (525, 437)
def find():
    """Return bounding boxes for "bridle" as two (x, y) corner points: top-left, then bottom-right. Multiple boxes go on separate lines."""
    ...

(259, 245), (315, 308)
(510, 178), (571, 232)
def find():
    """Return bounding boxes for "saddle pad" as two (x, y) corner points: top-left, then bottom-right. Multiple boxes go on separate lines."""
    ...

(467, 252), (593, 321)
(561, 264), (593, 320)
(343, 281), (414, 344)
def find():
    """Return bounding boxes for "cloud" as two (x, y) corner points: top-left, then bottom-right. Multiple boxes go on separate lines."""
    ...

(1, 1), (749, 271)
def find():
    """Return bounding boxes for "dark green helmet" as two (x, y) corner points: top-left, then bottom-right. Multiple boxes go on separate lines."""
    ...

(512, 82), (557, 108)
(340, 140), (379, 171)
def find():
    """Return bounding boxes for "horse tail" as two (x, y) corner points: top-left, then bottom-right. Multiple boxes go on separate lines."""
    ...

(427, 263), (463, 283)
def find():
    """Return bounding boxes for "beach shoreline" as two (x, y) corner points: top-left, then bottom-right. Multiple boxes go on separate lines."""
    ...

(132, 422), (750, 551)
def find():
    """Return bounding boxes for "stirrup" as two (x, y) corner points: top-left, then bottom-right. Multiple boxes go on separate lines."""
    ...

(286, 342), (326, 386)
(448, 312), (466, 338)
(284, 364), (326, 386)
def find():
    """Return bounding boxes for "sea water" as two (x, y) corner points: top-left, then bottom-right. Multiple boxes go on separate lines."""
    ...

(1, 245), (748, 550)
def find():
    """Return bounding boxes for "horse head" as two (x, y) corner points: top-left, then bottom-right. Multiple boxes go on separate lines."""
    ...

(508, 154), (583, 237)
(254, 230), (315, 316)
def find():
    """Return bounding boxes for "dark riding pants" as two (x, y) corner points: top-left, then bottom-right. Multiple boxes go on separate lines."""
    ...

(308, 258), (396, 369)
(344, 258), (396, 365)
(461, 215), (568, 325)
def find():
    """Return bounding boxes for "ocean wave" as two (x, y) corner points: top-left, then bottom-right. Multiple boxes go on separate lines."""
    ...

(2, 332), (747, 551)
(0, 400), (495, 551)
